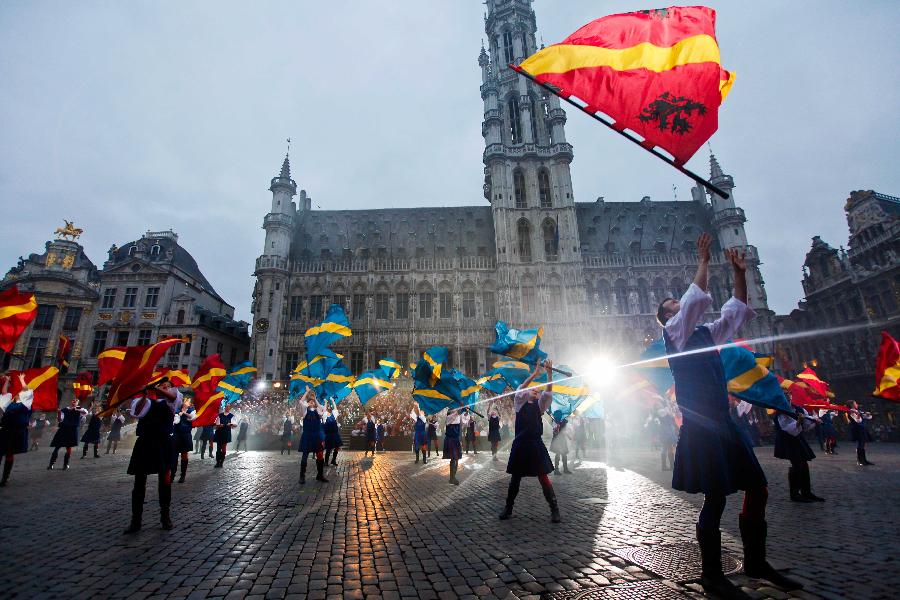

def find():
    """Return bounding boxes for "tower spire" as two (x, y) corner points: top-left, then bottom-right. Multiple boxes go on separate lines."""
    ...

(280, 137), (291, 179)
(709, 152), (724, 181)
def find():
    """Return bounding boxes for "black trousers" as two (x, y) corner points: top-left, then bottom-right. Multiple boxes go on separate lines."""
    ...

(132, 471), (171, 521)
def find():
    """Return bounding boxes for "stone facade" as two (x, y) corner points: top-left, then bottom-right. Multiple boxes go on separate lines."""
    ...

(774, 190), (900, 426)
(3, 229), (249, 404)
(251, 0), (773, 381)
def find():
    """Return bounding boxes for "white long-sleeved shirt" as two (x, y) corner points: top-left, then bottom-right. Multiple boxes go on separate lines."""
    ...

(445, 410), (461, 426)
(409, 411), (426, 423)
(0, 389), (33, 411)
(664, 283), (756, 353)
(778, 408), (816, 437)
(514, 384), (552, 414)
(174, 408), (195, 425)
(130, 390), (183, 418)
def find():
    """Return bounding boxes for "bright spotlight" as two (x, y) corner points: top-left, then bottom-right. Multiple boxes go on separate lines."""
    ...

(273, 381), (282, 389)
(586, 356), (618, 389)
(254, 381), (268, 392)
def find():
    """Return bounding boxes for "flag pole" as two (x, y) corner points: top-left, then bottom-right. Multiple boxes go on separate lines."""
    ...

(510, 65), (730, 200)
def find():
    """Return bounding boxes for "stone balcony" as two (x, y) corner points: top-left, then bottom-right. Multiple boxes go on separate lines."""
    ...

(290, 255), (497, 274)
(255, 255), (289, 272)
(483, 142), (573, 161)
(263, 213), (294, 229)
(711, 207), (746, 227)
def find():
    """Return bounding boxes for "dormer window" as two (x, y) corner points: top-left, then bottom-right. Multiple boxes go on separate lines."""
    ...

(150, 244), (161, 257)
(128, 245), (136, 256)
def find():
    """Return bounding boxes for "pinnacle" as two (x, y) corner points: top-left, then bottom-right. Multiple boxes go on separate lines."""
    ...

(280, 154), (291, 179)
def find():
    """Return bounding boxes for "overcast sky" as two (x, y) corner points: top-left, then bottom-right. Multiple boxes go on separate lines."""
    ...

(2, 1), (898, 322)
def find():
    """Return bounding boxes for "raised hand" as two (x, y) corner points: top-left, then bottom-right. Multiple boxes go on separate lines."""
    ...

(725, 247), (748, 272)
(696, 232), (713, 263)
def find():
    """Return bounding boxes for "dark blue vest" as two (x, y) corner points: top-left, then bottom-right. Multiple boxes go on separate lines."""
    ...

(514, 400), (544, 439)
(302, 408), (322, 436)
(60, 407), (82, 429)
(136, 400), (175, 437)
(488, 416), (500, 436)
(663, 326), (729, 424)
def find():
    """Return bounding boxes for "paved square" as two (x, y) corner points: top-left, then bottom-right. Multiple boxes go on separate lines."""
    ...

(1, 443), (896, 599)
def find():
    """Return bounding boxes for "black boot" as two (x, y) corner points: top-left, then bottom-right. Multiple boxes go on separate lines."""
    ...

(800, 468), (825, 502)
(543, 485), (561, 523)
(299, 461), (306, 485)
(0, 458), (12, 486)
(94, 445), (100, 458)
(63, 452), (71, 470)
(82, 445), (88, 459)
(739, 516), (804, 590)
(422, 451), (426, 465)
(788, 468), (812, 502)
(415, 450), (420, 464)
(331, 449), (338, 466)
(124, 484), (145, 534)
(179, 458), (188, 483)
(696, 525), (751, 599)
(856, 448), (865, 466)
(861, 448), (874, 466)
(47, 450), (57, 470)
(498, 502), (514, 520)
(316, 459), (329, 483)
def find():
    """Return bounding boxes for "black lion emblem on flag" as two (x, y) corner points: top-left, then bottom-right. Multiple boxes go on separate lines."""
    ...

(638, 92), (707, 135)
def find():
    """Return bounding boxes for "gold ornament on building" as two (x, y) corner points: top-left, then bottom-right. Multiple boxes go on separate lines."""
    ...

(45, 252), (58, 267)
(54, 220), (83, 240)
(61, 252), (75, 269)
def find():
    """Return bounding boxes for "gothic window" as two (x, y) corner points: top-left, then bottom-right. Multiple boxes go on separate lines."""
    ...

(419, 292), (433, 319)
(90, 330), (107, 357)
(513, 169), (527, 208)
(463, 349), (479, 377)
(462, 291), (476, 318)
(538, 169), (552, 208)
(614, 279), (629, 314)
(517, 219), (532, 262)
(522, 287), (535, 313)
(351, 351), (364, 375)
(482, 291), (496, 318)
(637, 280), (650, 314)
(652, 278), (668, 303)
(375, 294), (389, 320)
(309, 295), (324, 320)
(528, 97), (538, 142)
(542, 218), (558, 261)
(503, 30), (514, 63)
(352, 294), (367, 319)
(332, 295), (348, 311)
(596, 281), (611, 315)
(508, 96), (522, 143)
(439, 292), (453, 319)
(709, 277), (724, 307)
(289, 296), (302, 321)
(176, 309), (185, 325)
(62, 307), (83, 331)
(670, 277), (686, 299)
(396, 293), (409, 319)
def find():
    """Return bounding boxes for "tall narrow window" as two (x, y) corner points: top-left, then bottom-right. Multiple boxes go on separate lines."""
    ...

(24, 337), (48, 369)
(513, 169), (526, 208)
(145, 287), (160, 308)
(116, 331), (130, 347)
(351, 351), (364, 375)
(481, 291), (496, 318)
(90, 330), (107, 357)
(508, 97), (522, 144)
(199, 337), (208, 358)
(463, 349), (479, 376)
(543, 219), (558, 261)
(332, 295), (348, 311)
(375, 293), (389, 320)
(309, 295), (324, 320)
(538, 169), (552, 208)
(352, 294), (367, 319)
(419, 293), (433, 319)
(439, 293), (453, 319)
(123, 287), (138, 308)
(289, 296), (302, 321)
(33, 305), (56, 330)
(101, 288), (117, 309)
(176, 309), (185, 325)
(517, 219), (532, 262)
(503, 30), (514, 63)
(522, 288), (535, 314)
(395, 293), (409, 319)
(462, 292), (476, 318)
(62, 307), (82, 331)
(615, 281), (629, 314)
(528, 97), (538, 142)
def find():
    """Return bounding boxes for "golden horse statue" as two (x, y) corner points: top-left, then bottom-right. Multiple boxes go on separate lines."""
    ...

(54, 220), (83, 240)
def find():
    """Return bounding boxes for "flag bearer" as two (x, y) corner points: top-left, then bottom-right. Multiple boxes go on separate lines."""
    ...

(848, 401), (874, 466)
(487, 405), (502, 461)
(427, 416), (439, 457)
(550, 413), (573, 475)
(171, 397), (195, 482)
(499, 360), (559, 523)
(235, 414), (249, 452)
(323, 400), (342, 466)
(298, 389), (328, 484)
(773, 406), (824, 502)
(198, 423), (215, 459)
(363, 412), (377, 457)
(213, 405), (237, 468)
(411, 405), (428, 464)
(80, 405), (103, 459)
(125, 379), (181, 533)
(0, 373), (32, 486)
(443, 408), (462, 485)
(106, 412), (125, 454)
(48, 397), (87, 470)
(463, 409), (478, 454)
(280, 414), (294, 455)
(655, 233), (802, 598)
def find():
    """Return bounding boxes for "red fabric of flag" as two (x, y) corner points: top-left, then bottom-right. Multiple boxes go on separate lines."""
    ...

(0, 285), (38, 353)
(9, 366), (59, 411)
(96, 346), (127, 386)
(796, 367), (829, 398)
(73, 371), (95, 401)
(191, 354), (227, 427)
(873, 331), (900, 401)
(102, 338), (182, 415)
(56, 334), (72, 374)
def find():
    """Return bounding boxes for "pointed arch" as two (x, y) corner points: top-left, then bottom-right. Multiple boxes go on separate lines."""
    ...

(542, 218), (558, 261)
(513, 169), (527, 208)
(517, 218), (532, 262)
(507, 95), (522, 144)
(538, 168), (552, 208)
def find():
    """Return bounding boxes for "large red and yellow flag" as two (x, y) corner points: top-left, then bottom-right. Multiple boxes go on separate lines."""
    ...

(515, 6), (733, 165)
(96, 346), (127, 386)
(873, 331), (900, 402)
(0, 285), (38, 353)
(150, 368), (192, 388)
(9, 366), (59, 411)
(795, 367), (829, 398)
(56, 334), (72, 374)
(102, 338), (183, 415)
(191, 354), (227, 427)
(72, 371), (95, 401)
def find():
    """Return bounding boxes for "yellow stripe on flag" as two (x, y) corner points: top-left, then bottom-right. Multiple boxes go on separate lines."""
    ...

(305, 322), (352, 337)
(875, 364), (900, 396)
(218, 382), (243, 395)
(415, 389), (452, 401)
(191, 368), (227, 388)
(231, 366), (257, 376)
(98, 349), (126, 360)
(0, 297), (37, 321)
(728, 364), (769, 394)
(354, 377), (393, 390)
(28, 366), (58, 390)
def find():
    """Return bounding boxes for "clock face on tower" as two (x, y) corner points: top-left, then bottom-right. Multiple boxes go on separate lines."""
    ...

(255, 318), (269, 333)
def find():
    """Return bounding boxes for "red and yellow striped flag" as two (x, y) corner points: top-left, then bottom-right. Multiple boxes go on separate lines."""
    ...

(874, 332), (900, 402)
(9, 366), (59, 411)
(72, 371), (95, 401)
(96, 346), (127, 386)
(101, 338), (183, 415)
(0, 285), (38, 353)
(150, 368), (192, 388)
(515, 6), (733, 165)
(191, 354), (227, 427)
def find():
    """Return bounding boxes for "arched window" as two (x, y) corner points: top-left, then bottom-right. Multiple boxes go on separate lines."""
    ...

(150, 244), (161, 257)
(637, 279), (650, 313)
(517, 219), (532, 262)
(513, 169), (526, 208)
(542, 219), (558, 261)
(176, 309), (185, 325)
(614, 279), (629, 314)
(652, 278), (668, 302)
(538, 169), (552, 208)
(508, 96), (522, 143)
(596, 280), (611, 315)
(128, 245), (136, 256)
(528, 97), (538, 142)
(503, 31), (514, 63)
(670, 277), (686, 299)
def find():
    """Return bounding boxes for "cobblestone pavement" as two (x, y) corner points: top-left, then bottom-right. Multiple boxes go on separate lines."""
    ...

(1, 442), (897, 599)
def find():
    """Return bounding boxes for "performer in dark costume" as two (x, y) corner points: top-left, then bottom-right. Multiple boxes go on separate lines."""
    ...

(656, 234), (802, 598)
(848, 401), (874, 466)
(572, 414), (587, 460)
(487, 405), (502, 461)
(80, 405), (103, 459)
(499, 360), (559, 522)
(411, 405), (428, 464)
(124, 379), (182, 533)
(463, 409), (478, 454)
(30, 413), (50, 451)
(198, 423), (215, 459)
(375, 420), (385, 453)
(323, 400), (342, 466)
(774, 406), (824, 502)
(235, 415), (249, 452)
(106, 412), (125, 454)
(443, 408), (462, 485)
(427, 416), (439, 457)
(0, 373), (32, 486)
(550, 414), (573, 475)
(298, 389), (328, 484)
(48, 397), (87, 470)
(364, 412), (377, 458)
(213, 405), (237, 468)
(280, 414), (294, 455)
(171, 397), (195, 482)
(819, 410), (838, 455)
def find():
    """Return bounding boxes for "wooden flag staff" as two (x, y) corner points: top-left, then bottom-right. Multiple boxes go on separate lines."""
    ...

(511, 65), (730, 200)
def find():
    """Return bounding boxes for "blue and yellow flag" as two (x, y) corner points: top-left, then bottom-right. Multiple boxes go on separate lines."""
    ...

(636, 338), (674, 396)
(451, 369), (482, 409)
(489, 359), (545, 390)
(411, 347), (481, 414)
(218, 361), (257, 405)
(489, 321), (548, 365)
(412, 346), (449, 388)
(304, 304), (352, 360)
(378, 357), (402, 380)
(721, 343), (791, 412)
(289, 354), (353, 402)
(347, 368), (395, 405)
(550, 366), (590, 422)
(476, 367), (508, 395)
